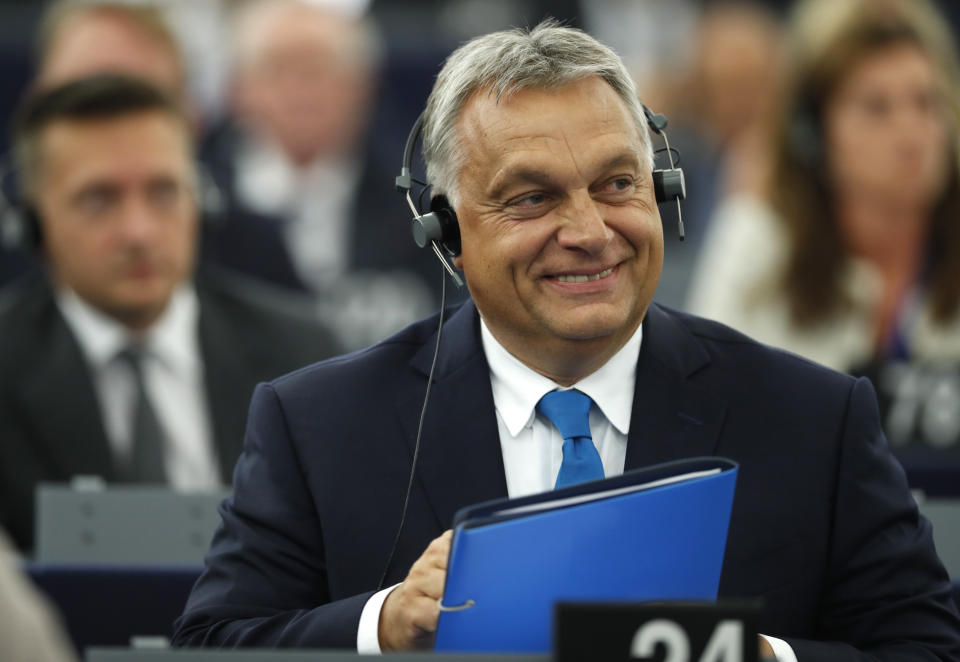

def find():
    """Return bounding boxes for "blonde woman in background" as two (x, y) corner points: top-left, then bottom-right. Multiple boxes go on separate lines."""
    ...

(688, 0), (960, 467)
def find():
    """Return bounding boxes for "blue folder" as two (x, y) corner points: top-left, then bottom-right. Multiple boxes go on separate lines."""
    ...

(434, 457), (739, 653)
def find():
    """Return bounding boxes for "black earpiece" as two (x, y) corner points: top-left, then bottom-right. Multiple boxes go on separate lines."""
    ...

(411, 194), (461, 255)
(0, 160), (40, 252)
(788, 96), (824, 171)
(643, 105), (687, 241)
(395, 113), (463, 287)
(0, 203), (41, 252)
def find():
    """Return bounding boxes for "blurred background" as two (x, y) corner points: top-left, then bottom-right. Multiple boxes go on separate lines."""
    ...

(0, 0), (958, 506)
(4, 0), (955, 479)
(1, 0), (959, 500)
(1, 1), (959, 656)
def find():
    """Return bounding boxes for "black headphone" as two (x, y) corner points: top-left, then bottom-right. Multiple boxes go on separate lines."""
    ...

(395, 103), (687, 283)
(788, 91), (826, 171)
(0, 158), (40, 251)
(0, 156), (225, 253)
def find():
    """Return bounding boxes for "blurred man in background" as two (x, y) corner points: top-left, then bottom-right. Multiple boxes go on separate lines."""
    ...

(1, 1), (191, 291)
(0, 75), (338, 552)
(201, 0), (437, 349)
(625, 1), (786, 308)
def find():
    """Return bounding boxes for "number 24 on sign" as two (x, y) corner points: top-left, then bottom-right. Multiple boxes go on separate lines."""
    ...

(632, 619), (745, 662)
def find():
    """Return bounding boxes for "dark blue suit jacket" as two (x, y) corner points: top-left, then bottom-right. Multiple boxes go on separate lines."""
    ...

(174, 301), (960, 659)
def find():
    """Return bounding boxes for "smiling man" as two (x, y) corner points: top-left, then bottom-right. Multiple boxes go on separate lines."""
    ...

(0, 75), (337, 552)
(175, 22), (960, 660)
(451, 75), (662, 385)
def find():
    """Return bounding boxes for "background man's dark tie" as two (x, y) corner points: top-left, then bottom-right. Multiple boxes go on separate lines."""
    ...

(116, 346), (167, 483)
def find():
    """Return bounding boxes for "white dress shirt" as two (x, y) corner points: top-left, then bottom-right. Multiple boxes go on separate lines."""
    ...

(481, 318), (636, 496)
(57, 286), (221, 490)
(357, 316), (795, 661)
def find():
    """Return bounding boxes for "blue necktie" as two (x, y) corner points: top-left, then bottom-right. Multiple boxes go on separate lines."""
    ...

(537, 390), (605, 489)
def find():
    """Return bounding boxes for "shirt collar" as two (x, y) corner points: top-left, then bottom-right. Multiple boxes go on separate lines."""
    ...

(56, 284), (201, 374)
(480, 318), (642, 437)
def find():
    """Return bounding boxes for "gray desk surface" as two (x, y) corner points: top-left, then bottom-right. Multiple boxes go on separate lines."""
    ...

(36, 485), (230, 565)
(86, 650), (551, 662)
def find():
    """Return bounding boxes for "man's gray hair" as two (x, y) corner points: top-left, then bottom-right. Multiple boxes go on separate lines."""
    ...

(422, 20), (654, 206)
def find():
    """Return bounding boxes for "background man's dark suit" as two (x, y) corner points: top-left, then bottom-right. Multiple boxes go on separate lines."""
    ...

(0, 268), (338, 552)
(174, 300), (960, 659)
(197, 120), (445, 300)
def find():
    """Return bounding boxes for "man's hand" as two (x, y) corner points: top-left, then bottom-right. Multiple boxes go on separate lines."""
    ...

(378, 530), (452, 651)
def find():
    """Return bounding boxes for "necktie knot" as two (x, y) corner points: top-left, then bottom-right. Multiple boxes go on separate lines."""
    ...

(537, 390), (604, 489)
(536, 390), (592, 440)
(116, 344), (148, 373)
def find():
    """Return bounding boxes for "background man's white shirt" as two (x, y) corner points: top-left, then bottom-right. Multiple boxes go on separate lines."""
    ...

(57, 286), (220, 490)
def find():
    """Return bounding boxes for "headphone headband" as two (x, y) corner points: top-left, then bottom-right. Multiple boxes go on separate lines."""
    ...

(394, 102), (688, 277)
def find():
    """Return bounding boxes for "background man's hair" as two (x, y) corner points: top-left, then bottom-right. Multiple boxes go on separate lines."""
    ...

(35, 0), (186, 93)
(228, 0), (382, 74)
(422, 19), (653, 207)
(12, 74), (189, 202)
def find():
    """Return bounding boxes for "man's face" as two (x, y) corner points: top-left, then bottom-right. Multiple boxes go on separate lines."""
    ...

(33, 111), (198, 330)
(234, 6), (373, 165)
(452, 77), (664, 381)
(825, 43), (950, 211)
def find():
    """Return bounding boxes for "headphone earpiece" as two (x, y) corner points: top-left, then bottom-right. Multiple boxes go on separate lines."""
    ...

(396, 113), (464, 286)
(21, 207), (42, 249)
(0, 204), (40, 252)
(643, 105), (687, 240)
(653, 168), (686, 206)
(788, 101), (824, 170)
(411, 194), (460, 256)
(0, 161), (40, 252)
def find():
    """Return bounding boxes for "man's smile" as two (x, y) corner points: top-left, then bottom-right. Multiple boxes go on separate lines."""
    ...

(551, 266), (615, 283)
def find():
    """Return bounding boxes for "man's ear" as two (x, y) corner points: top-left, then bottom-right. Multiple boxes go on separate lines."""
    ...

(452, 254), (464, 270)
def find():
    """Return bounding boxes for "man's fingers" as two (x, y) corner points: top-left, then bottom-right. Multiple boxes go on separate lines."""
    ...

(405, 556), (447, 599)
(408, 594), (441, 633)
(378, 530), (454, 651)
(417, 567), (447, 599)
(422, 530), (453, 567)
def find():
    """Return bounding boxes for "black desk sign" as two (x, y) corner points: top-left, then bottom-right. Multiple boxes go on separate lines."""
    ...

(555, 601), (761, 662)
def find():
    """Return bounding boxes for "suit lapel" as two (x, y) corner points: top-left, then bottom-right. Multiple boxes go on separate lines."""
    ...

(625, 304), (727, 469)
(393, 302), (727, 528)
(17, 286), (115, 479)
(396, 301), (508, 530)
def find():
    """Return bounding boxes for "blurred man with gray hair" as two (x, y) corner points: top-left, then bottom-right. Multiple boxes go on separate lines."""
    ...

(200, 0), (436, 348)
